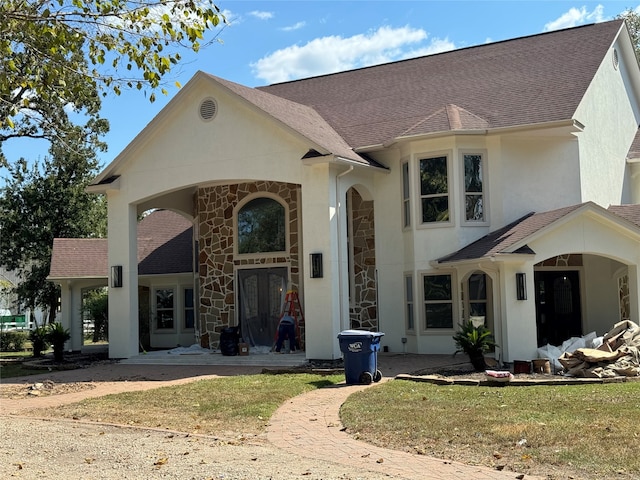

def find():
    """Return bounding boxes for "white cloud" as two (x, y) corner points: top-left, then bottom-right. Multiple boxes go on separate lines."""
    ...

(544, 5), (605, 31)
(251, 26), (455, 84)
(282, 21), (306, 32)
(248, 10), (273, 20)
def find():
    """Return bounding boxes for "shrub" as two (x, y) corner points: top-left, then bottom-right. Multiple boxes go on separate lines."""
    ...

(0, 330), (27, 352)
(46, 322), (71, 362)
(29, 326), (50, 357)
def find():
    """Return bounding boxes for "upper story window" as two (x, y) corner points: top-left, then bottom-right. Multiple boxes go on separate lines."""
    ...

(463, 153), (485, 222)
(237, 197), (286, 254)
(402, 162), (411, 228)
(419, 155), (449, 223)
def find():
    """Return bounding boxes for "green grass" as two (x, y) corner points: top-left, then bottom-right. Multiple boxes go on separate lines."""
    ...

(0, 361), (47, 378)
(340, 380), (640, 480)
(30, 373), (344, 437)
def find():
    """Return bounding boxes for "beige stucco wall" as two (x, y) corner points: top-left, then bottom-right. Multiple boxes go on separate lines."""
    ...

(574, 42), (640, 206)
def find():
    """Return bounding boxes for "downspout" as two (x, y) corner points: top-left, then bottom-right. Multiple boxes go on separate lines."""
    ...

(336, 166), (354, 332)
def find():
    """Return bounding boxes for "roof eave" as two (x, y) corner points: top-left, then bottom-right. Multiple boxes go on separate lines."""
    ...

(431, 252), (535, 268)
(363, 119), (583, 151)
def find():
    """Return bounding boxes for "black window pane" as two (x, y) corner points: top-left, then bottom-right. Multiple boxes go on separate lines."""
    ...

(238, 198), (286, 254)
(464, 154), (483, 192)
(156, 289), (173, 308)
(185, 309), (195, 329)
(470, 302), (487, 317)
(420, 156), (448, 195)
(184, 288), (194, 308)
(426, 304), (453, 329)
(465, 195), (484, 221)
(421, 197), (449, 222)
(157, 311), (174, 329)
(424, 275), (452, 301)
(468, 274), (486, 300)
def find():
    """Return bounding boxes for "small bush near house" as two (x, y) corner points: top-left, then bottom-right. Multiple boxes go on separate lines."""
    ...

(29, 326), (50, 357)
(46, 322), (71, 362)
(0, 330), (27, 352)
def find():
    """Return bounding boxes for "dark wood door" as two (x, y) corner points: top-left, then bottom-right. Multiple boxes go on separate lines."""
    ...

(238, 268), (287, 347)
(534, 271), (582, 347)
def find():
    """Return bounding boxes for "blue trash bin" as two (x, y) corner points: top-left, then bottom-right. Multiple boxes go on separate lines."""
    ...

(337, 330), (385, 385)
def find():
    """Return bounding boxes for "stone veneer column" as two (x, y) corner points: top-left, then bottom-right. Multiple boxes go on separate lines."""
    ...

(197, 181), (300, 348)
(348, 189), (378, 330)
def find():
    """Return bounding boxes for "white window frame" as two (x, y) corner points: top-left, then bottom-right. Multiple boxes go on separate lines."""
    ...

(401, 161), (411, 229)
(184, 286), (195, 331)
(421, 271), (456, 331)
(153, 286), (176, 332)
(460, 150), (489, 225)
(417, 152), (453, 227)
(404, 273), (415, 332)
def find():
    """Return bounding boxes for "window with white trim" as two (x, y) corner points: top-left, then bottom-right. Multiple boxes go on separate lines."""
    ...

(184, 287), (195, 329)
(423, 274), (453, 329)
(463, 153), (485, 222)
(419, 155), (449, 223)
(468, 273), (487, 326)
(155, 288), (174, 330)
(404, 274), (415, 331)
(402, 162), (410, 228)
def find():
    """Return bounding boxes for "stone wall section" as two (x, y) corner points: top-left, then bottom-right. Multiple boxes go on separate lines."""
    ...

(348, 189), (378, 331)
(197, 181), (300, 348)
(618, 274), (630, 321)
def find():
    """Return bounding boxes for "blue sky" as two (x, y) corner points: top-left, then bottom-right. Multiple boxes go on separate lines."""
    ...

(2, 0), (639, 171)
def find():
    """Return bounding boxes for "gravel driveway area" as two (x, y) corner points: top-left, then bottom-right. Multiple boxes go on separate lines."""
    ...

(1, 416), (393, 480)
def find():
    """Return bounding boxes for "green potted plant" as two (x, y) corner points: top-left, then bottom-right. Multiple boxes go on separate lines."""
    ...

(46, 322), (71, 362)
(29, 326), (50, 357)
(453, 320), (497, 372)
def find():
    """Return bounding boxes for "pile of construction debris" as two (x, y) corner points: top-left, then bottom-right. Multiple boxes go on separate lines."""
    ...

(557, 320), (640, 378)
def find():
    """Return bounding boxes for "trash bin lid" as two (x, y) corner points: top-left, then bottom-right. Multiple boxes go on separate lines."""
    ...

(337, 329), (385, 338)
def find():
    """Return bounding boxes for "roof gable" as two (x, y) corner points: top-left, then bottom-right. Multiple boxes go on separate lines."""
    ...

(436, 202), (640, 264)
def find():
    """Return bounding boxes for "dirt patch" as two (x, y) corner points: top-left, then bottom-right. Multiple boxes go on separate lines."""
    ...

(0, 379), (97, 399)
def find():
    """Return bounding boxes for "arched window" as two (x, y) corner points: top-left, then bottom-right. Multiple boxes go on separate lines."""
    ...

(237, 197), (286, 254)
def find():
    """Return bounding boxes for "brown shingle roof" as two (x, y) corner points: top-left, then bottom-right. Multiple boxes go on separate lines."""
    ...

(48, 210), (193, 280)
(608, 204), (640, 228)
(436, 204), (586, 263)
(209, 74), (386, 167)
(49, 238), (108, 279)
(259, 20), (624, 149)
(628, 128), (640, 160)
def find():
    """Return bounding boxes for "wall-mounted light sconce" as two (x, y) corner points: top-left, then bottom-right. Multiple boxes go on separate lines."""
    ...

(516, 272), (527, 300)
(111, 265), (123, 288)
(310, 253), (323, 278)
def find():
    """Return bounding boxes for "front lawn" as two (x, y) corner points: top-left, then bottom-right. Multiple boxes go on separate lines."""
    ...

(340, 379), (640, 480)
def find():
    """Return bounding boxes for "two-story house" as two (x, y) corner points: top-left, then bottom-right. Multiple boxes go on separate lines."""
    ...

(80, 19), (639, 363)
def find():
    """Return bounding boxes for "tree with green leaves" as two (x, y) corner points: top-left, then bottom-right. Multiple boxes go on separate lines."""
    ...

(0, 125), (108, 323)
(618, 9), (640, 59)
(0, 0), (224, 165)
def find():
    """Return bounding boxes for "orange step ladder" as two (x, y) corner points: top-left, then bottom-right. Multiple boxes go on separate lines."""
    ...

(274, 290), (305, 351)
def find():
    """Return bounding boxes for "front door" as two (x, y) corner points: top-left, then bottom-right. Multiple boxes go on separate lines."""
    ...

(237, 267), (287, 348)
(534, 270), (582, 347)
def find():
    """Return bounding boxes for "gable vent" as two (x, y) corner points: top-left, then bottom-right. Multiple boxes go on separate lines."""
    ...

(612, 48), (619, 70)
(199, 98), (218, 121)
